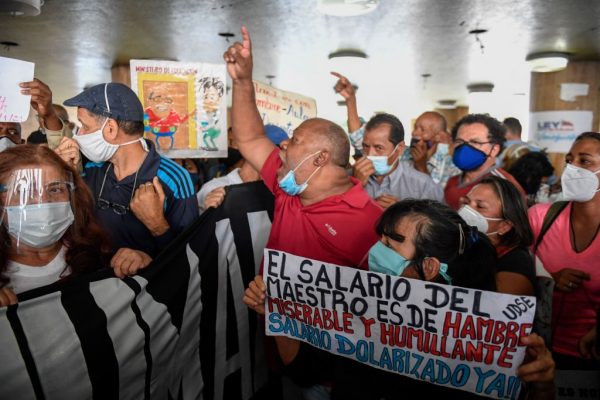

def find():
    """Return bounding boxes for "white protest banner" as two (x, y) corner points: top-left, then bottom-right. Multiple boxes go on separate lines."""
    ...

(0, 57), (35, 122)
(530, 111), (593, 153)
(264, 249), (536, 399)
(130, 59), (227, 158)
(253, 80), (317, 136)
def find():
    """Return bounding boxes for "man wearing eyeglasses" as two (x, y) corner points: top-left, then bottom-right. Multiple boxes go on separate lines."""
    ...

(55, 83), (199, 276)
(444, 113), (526, 210)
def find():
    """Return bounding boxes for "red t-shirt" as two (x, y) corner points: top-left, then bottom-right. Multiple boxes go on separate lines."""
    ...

(260, 148), (382, 269)
(444, 167), (526, 210)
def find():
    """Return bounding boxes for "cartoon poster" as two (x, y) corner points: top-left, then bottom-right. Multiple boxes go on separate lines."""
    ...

(264, 249), (536, 399)
(130, 60), (227, 158)
(253, 80), (317, 136)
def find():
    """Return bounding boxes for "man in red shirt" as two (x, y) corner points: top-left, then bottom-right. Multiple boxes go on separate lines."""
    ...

(444, 114), (525, 209)
(223, 27), (382, 270)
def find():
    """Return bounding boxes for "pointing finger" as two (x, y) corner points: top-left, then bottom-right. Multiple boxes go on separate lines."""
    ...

(241, 25), (252, 51)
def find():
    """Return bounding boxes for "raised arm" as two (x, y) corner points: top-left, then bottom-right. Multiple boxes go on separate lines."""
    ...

(331, 72), (361, 133)
(223, 26), (276, 172)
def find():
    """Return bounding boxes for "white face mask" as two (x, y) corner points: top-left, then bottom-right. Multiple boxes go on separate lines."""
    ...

(561, 164), (600, 202)
(0, 136), (18, 152)
(74, 118), (145, 163)
(435, 143), (449, 156)
(458, 205), (504, 235)
(5, 202), (74, 248)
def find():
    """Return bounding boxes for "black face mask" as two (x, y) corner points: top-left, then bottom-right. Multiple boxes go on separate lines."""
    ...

(224, 147), (243, 168)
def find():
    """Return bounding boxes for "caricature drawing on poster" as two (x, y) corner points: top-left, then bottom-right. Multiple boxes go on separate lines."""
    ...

(130, 60), (227, 158)
(197, 76), (225, 151)
(143, 79), (195, 150)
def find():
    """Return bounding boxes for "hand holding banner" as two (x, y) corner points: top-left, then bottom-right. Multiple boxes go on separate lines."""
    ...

(264, 249), (536, 399)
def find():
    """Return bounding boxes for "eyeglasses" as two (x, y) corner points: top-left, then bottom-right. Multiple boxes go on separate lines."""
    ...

(1, 180), (75, 205)
(97, 197), (129, 215)
(455, 139), (493, 148)
(97, 164), (139, 215)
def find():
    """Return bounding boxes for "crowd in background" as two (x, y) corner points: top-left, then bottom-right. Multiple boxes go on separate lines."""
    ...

(0, 26), (598, 400)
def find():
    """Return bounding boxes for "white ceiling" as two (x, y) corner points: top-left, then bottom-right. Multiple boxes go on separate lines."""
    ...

(2, 0), (600, 134)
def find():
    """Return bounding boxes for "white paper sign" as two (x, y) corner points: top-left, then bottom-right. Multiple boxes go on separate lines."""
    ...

(560, 83), (589, 102)
(264, 249), (536, 399)
(0, 57), (34, 122)
(253, 80), (317, 136)
(530, 111), (593, 153)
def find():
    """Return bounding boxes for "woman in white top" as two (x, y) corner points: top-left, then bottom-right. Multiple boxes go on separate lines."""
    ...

(0, 145), (112, 305)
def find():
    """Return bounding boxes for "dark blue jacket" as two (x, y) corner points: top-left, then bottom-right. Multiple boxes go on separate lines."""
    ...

(83, 140), (199, 257)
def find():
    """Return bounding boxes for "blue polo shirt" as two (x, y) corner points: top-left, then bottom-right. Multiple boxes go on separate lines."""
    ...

(83, 139), (199, 257)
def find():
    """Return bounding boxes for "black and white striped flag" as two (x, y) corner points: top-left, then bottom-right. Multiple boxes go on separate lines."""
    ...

(0, 181), (275, 400)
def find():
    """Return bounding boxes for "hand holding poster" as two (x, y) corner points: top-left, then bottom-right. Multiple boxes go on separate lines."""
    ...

(130, 60), (227, 158)
(253, 80), (317, 136)
(0, 56), (35, 122)
(264, 249), (536, 399)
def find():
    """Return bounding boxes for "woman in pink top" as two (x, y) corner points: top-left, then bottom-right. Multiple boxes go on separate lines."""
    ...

(529, 132), (600, 370)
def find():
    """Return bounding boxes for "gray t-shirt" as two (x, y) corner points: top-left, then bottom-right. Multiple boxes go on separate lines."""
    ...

(364, 161), (444, 202)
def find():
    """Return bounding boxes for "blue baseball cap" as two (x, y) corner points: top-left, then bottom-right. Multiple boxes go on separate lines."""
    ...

(264, 124), (289, 146)
(64, 83), (144, 122)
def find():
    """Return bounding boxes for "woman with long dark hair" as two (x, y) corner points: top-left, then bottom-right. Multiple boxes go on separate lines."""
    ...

(0, 145), (112, 305)
(459, 175), (536, 296)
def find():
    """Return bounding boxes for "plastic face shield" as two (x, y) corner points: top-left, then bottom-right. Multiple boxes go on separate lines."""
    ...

(1, 168), (75, 249)
(1, 168), (74, 207)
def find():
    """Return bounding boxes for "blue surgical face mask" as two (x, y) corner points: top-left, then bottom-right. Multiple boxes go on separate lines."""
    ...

(368, 240), (452, 283)
(368, 241), (412, 276)
(367, 144), (399, 176)
(278, 151), (321, 196)
(452, 143), (487, 172)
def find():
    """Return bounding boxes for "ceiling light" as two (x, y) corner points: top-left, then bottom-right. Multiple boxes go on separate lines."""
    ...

(526, 52), (569, 73)
(0, 0), (43, 16)
(467, 83), (495, 114)
(437, 99), (457, 110)
(467, 83), (494, 93)
(317, 0), (378, 17)
(0, 41), (20, 51)
(328, 49), (368, 79)
(329, 49), (368, 59)
(218, 32), (235, 42)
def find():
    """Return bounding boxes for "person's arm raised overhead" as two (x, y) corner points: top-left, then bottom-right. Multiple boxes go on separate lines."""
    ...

(223, 26), (275, 172)
(331, 72), (361, 133)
